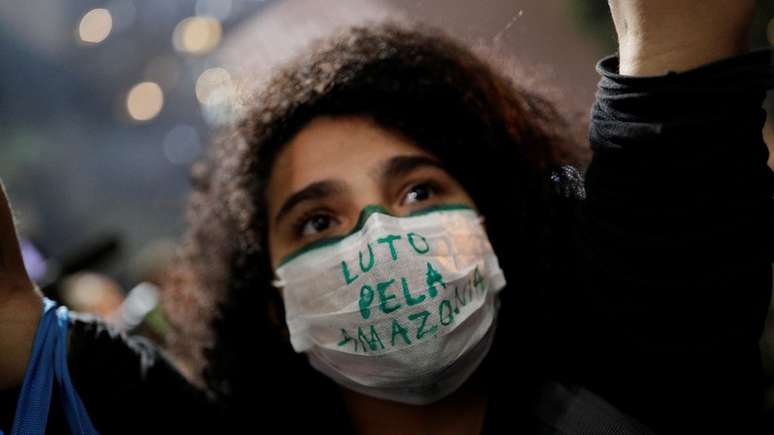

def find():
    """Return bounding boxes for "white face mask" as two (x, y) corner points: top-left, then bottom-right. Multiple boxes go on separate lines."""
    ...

(273, 204), (506, 405)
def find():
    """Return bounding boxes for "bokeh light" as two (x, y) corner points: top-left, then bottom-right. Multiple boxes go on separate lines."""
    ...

(195, 67), (241, 125)
(126, 82), (164, 121)
(195, 67), (232, 104)
(162, 124), (202, 165)
(172, 16), (222, 56)
(78, 8), (113, 44)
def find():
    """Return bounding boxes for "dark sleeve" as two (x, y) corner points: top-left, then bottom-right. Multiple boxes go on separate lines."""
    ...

(570, 49), (774, 433)
(67, 314), (222, 434)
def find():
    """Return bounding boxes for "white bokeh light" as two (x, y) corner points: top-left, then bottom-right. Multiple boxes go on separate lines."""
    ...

(126, 82), (164, 122)
(172, 16), (222, 56)
(78, 8), (113, 44)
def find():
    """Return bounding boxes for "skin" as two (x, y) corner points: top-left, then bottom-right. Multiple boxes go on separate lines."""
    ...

(267, 116), (478, 269)
(266, 115), (487, 435)
(0, 182), (42, 390)
(0, 1), (759, 431)
(609, 0), (755, 76)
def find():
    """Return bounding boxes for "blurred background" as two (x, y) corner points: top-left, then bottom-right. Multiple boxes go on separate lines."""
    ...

(1, 0), (773, 405)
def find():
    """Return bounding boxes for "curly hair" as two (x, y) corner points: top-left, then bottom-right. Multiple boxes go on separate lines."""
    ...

(163, 21), (585, 430)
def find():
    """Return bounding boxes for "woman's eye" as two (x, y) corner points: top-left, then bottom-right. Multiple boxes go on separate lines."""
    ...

(403, 182), (435, 205)
(299, 214), (336, 237)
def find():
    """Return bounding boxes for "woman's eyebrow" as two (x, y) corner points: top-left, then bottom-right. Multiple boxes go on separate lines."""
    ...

(380, 155), (446, 182)
(274, 180), (345, 224)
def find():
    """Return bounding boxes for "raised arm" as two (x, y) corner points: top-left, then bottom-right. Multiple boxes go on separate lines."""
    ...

(609, 0), (755, 75)
(0, 182), (220, 432)
(567, 1), (774, 433)
(0, 181), (43, 390)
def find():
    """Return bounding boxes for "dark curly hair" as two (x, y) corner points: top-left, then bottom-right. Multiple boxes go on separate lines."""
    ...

(163, 21), (586, 431)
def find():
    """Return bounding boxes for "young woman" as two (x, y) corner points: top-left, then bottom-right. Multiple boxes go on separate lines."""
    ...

(0, 1), (770, 434)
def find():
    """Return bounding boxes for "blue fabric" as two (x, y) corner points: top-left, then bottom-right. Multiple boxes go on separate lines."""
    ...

(5, 298), (100, 435)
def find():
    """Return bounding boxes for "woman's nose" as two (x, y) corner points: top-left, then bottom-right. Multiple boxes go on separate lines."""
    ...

(350, 203), (398, 231)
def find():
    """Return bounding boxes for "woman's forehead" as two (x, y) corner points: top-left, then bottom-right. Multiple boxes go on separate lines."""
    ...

(267, 116), (431, 200)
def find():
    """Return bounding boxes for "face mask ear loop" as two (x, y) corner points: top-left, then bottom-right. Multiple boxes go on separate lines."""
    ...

(271, 276), (285, 289)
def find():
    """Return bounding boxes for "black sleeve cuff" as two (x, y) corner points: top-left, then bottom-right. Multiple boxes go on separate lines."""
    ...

(596, 48), (774, 88)
(591, 48), (773, 154)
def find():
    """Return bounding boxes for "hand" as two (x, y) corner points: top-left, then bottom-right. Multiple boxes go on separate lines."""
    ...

(608, 0), (756, 75)
(0, 181), (43, 389)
